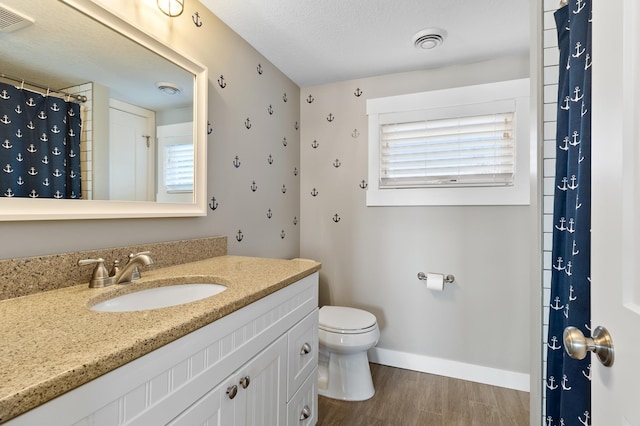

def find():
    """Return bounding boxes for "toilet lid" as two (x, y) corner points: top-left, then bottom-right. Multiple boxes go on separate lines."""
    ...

(319, 306), (377, 333)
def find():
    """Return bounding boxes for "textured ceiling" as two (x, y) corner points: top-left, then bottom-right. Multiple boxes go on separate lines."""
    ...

(200, 0), (531, 88)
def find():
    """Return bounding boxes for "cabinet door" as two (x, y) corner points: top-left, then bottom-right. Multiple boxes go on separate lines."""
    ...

(168, 335), (287, 426)
(240, 334), (288, 426)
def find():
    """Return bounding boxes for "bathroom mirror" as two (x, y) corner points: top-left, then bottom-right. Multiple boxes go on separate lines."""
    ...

(0, 0), (208, 220)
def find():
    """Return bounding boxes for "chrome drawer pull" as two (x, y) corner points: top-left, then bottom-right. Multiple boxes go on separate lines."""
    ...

(299, 405), (311, 421)
(226, 385), (238, 399)
(239, 375), (251, 389)
(300, 342), (312, 355)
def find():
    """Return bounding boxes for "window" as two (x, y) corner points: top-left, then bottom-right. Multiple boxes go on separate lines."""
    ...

(164, 143), (194, 192)
(380, 112), (515, 188)
(367, 79), (530, 206)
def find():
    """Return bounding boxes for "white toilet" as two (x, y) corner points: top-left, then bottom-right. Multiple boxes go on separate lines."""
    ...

(317, 306), (380, 401)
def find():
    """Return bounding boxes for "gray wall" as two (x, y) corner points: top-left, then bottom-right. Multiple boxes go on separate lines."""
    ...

(0, 0), (300, 261)
(300, 55), (533, 377)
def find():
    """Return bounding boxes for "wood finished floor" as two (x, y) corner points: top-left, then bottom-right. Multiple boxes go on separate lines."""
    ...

(317, 363), (529, 426)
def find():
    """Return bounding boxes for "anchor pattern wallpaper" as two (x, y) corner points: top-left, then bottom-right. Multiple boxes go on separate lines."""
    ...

(300, 87), (369, 233)
(183, 3), (301, 257)
(0, 82), (82, 199)
(207, 54), (301, 257)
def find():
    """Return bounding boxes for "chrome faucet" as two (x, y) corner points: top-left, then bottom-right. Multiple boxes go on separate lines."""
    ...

(78, 251), (154, 288)
(115, 252), (154, 284)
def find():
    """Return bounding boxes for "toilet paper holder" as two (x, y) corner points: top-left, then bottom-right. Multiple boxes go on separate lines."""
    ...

(417, 272), (455, 284)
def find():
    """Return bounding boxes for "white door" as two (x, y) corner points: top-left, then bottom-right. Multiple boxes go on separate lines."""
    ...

(590, 0), (640, 424)
(109, 99), (155, 201)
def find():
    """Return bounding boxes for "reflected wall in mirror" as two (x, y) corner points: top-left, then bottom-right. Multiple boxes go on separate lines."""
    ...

(0, 0), (208, 220)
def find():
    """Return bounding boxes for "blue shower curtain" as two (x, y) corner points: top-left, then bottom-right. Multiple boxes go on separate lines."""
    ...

(545, 1), (592, 425)
(0, 82), (82, 199)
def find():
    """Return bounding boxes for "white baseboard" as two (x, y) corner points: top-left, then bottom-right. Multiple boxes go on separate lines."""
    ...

(368, 347), (530, 392)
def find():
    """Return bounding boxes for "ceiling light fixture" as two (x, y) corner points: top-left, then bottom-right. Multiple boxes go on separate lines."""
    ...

(412, 28), (447, 50)
(156, 81), (182, 95)
(157, 0), (184, 17)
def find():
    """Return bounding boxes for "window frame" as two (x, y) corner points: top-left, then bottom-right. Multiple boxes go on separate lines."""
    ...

(366, 78), (531, 206)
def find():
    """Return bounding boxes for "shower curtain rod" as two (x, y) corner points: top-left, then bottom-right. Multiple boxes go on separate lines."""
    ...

(0, 73), (87, 103)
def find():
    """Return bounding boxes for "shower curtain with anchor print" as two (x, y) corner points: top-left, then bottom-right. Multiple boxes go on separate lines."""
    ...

(546, 1), (592, 425)
(0, 82), (82, 199)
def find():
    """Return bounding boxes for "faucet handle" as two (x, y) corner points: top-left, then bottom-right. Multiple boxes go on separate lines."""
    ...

(78, 258), (115, 288)
(110, 259), (121, 278)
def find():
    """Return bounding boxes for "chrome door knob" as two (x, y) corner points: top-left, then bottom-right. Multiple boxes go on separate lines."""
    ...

(563, 325), (615, 367)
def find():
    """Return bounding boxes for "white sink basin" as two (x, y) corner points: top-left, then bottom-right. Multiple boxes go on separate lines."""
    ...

(90, 283), (227, 312)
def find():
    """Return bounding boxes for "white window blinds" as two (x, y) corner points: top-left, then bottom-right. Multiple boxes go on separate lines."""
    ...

(379, 112), (515, 188)
(164, 143), (194, 192)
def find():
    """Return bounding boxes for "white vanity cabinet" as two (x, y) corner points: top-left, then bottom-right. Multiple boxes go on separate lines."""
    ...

(8, 272), (319, 426)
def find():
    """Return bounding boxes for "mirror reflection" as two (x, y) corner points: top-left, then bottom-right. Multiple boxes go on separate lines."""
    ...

(0, 0), (195, 202)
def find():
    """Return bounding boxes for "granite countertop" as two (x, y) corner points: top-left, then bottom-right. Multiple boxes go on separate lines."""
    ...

(0, 255), (321, 423)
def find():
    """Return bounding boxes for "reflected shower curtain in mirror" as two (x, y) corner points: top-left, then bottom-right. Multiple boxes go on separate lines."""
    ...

(546, 1), (592, 425)
(0, 82), (82, 199)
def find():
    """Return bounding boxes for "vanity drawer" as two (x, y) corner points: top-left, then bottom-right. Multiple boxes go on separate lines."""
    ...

(287, 308), (318, 400)
(287, 367), (317, 426)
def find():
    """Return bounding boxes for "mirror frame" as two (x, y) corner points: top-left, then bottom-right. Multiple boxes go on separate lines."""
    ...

(0, 0), (208, 221)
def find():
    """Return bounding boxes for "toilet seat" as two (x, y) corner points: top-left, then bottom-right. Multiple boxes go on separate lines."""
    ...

(319, 306), (377, 334)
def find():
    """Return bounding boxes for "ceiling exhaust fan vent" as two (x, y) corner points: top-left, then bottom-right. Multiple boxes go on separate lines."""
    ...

(0, 4), (34, 33)
(412, 28), (447, 50)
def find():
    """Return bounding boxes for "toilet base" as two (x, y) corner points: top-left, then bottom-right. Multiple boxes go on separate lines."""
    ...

(317, 349), (375, 401)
